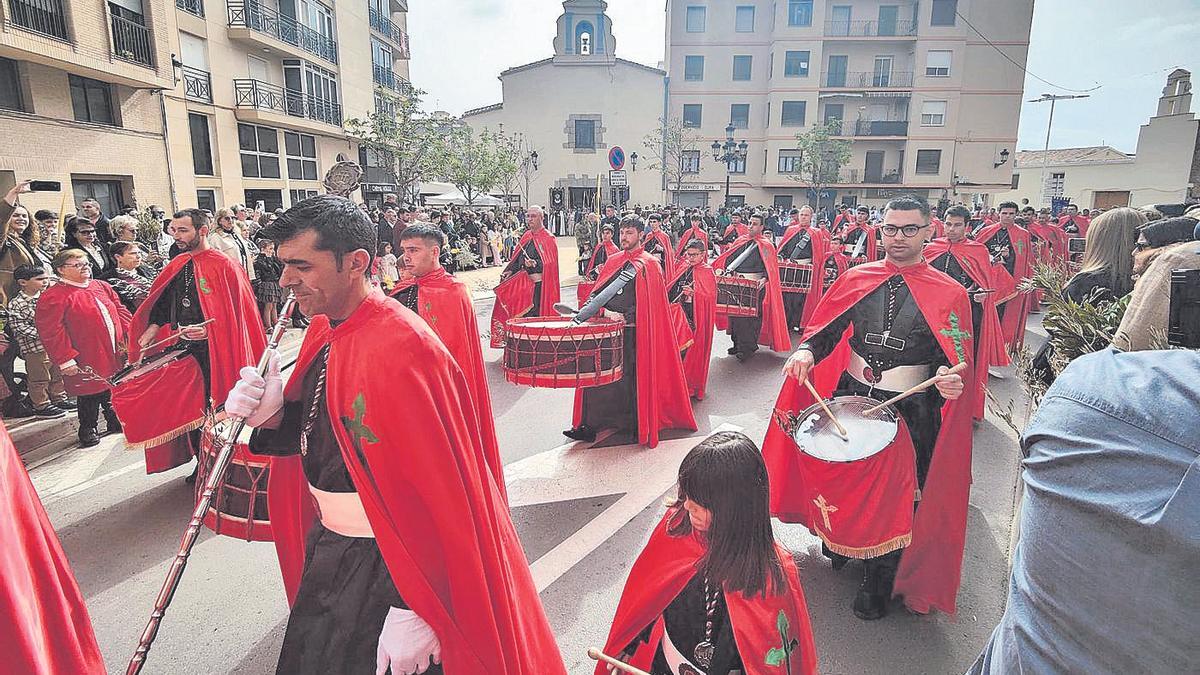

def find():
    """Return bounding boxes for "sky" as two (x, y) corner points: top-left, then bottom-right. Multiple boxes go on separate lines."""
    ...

(407, 0), (1199, 154)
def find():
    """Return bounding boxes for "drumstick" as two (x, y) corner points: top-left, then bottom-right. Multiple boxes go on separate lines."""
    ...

(863, 361), (968, 415)
(587, 648), (652, 675)
(803, 377), (849, 439)
(138, 318), (217, 356)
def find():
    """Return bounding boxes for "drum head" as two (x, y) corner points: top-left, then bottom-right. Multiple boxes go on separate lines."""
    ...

(792, 395), (898, 462)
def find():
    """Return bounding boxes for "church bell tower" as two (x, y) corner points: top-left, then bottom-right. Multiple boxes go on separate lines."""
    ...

(553, 0), (617, 64)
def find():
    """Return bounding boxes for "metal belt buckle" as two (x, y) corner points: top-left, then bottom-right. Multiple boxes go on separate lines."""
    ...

(864, 331), (906, 351)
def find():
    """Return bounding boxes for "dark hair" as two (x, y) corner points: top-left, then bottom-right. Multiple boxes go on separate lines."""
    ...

(429, 210), (443, 220)
(172, 208), (210, 231)
(647, 212), (662, 222)
(883, 194), (931, 222)
(33, 209), (56, 222)
(669, 431), (784, 597)
(998, 201), (1020, 212)
(684, 239), (706, 253)
(110, 241), (138, 257)
(14, 264), (45, 282)
(63, 216), (92, 247)
(398, 222), (445, 248)
(856, 205), (871, 214)
(748, 212), (765, 225)
(944, 205), (972, 222)
(618, 214), (643, 232)
(690, 213), (703, 221)
(260, 195), (377, 274)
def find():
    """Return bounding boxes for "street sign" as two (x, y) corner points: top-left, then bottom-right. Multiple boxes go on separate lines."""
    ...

(609, 170), (627, 187)
(608, 146), (625, 170)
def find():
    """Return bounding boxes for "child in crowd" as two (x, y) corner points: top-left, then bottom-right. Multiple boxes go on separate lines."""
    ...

(376, 242), (400, 290)
(6, 264), (74, 418)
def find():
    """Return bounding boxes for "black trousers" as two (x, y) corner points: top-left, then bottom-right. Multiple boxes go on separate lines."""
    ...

(77, 390), (112, 432)
(581, 329), (638, 432)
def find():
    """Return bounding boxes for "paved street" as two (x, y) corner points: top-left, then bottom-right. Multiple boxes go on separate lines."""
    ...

(24, 279), (1038, 675)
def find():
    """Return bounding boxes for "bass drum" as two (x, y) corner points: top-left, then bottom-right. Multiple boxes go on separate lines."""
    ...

(195, 419), (273, 542)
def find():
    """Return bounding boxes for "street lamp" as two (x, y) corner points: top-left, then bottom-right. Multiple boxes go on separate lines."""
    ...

(519, 146), (539, 208)
(1027, 93), (1090, 207)
(993, 148), (1010, 168)
(710, 123), (749, 208)
(630, 151), (638, 171)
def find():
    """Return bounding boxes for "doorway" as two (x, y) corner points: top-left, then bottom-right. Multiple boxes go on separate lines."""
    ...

(568, 186), (597, 211)
(864, 151), (885, 183)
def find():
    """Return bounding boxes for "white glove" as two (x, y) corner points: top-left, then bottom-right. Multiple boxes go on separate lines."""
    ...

(224, 350), (283, 426)
(376, 607), (441, 675)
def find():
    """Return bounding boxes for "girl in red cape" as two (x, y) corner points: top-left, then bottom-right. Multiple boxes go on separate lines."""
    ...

(596, 432), (817, 675)
(712, 216), (791, 356)
(975, 208), (1035, 351)
(669, 240), (718, 400)
(490, 207), (560, 347)
(0, 421), (106, 675)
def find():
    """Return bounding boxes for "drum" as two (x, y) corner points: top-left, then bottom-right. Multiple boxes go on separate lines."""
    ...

(715, 276), (760, 318)
(789, 395), (899, 462)
(502, 317), (624, 389)
(110, 349), (207, 448)
(778, 261), (814, 294)
(195, 419), (272, 542)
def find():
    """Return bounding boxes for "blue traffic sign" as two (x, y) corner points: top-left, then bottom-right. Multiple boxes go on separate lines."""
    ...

(608, 146), (625, 171)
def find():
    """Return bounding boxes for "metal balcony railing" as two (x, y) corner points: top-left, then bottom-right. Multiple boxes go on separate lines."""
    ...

(835, 168), (904, 184)
(111, 14), (154, 67)
(368, 6), (410, 58)
(821, 70), (914, 88)
(9, 0), (69, 40)
(825, 19), (917, 37)
(372, 64), (412, 95)
(175, 0), (204, 17)
(853, 120), (908, 137)
(234, 78), (343, 126)
(182, 65), (212, 102)
(227, 0), (338, 64)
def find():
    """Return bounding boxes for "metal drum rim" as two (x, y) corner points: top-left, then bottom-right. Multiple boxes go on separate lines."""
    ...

(792, 394), (900, 463)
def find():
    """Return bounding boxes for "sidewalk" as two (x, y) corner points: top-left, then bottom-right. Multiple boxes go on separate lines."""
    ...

(459, 239), (581, 301)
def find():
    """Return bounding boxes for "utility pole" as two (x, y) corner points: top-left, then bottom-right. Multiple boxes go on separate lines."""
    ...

(1027, 93), (1090, 208)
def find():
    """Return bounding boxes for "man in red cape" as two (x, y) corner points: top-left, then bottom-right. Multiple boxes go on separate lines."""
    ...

(668, 239), (717, 400)
(391, 223), (503, 497)
(489, 205), (559, 348)
(1057, 203), (1089, 237)
(126, 208), (265, 475)
(975, 201), (1035, 351)
(643, 212), (676, 278)
(565, 217), (696, 448)
(228, 196), (564, 674)
(718, 212), (749, 252)
(1027, 208), (1068, 266)
(713, 213), (790, 361)
(0, 421), (105, 675)
(776, 205), (838, 332)
(836, 205), (880, 262)
(578, 224), (618, 305)
(675, 212), (710, 258)
(925, 205), (1010, 419)
(763, 195), (974, 620)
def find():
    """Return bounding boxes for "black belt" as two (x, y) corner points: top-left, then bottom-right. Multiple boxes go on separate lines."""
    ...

(862, 282), (921, 354)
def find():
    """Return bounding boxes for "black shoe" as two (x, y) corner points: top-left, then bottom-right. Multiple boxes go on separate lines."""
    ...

(78, 429), (101, 448)
(562, 425), (597, 442)
(735, 350), (756, 362)
(55, 398), (78, 410)
(852, 575), (890, 621)
(5, 396), (36, 418)
(34, 405), (67, 419)
(184, 466), (199, 485)
(102, 409), (123, 435)
(727, 346), (739, 355)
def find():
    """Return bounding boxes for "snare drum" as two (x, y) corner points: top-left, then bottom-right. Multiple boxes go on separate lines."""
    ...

(110, 349), (207, 448)
(502, 317), (624, 389)
(715, 276), (761, 318)
(195, 419), (273, 542)
(777, 261), (814, 294)
(791, 396), (898, 462)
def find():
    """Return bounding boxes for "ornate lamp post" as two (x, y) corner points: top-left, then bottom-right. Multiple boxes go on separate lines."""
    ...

(710, 123), (749, 208)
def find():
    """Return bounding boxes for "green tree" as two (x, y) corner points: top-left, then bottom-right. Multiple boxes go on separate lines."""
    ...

(788, 120), (853, 207)
(344, 88), (440, 204)
(435, 126), (514, 206)
(643, 116), (703, 205)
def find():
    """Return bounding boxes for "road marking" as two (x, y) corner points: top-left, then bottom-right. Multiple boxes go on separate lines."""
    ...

(41, 461), (146, 506)
(30, 440), (119, 495)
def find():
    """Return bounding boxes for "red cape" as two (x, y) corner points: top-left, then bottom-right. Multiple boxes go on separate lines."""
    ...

(675, 226), (710, 258)
(390, 267), (503, 499)
(490, 228), (560, 347)
(930, 217), (946, 239)
(924, 238), (1010, 419)
(1027, 220), (1067, 266)
(268, 291), (564, 674)
(975, 223), (1035, 350)
(761, 259), (976, 615)
(669, 261), (717, 400)
(1058, 214), (1089, 237)
(36, 280), (131, 396)
(579, 240), (619, 306)
(0, 422), (105, 675)
(595, 508), (817, 675)
(712, 235), (791, 352)
(502, 227), (560, 314)
(645, 229), (676, 278)
(777, 225), (837, 326)
(838, 223), (879, 261)
(572, 248), (697, 448)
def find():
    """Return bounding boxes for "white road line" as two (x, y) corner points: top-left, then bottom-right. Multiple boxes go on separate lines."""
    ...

(41, 461), (145, 506)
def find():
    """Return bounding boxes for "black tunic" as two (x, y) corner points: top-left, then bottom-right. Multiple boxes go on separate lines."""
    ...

(779, 232), (814, 330)
(930, 250), (985, 345)
(669, 266), (696, 327)
(512, 240), (545, 316)
(624, 573), (743, 675)
(580, 263), (638, 432)
(982, 227), (1017, 276)
(727, 241), (767, 356)
(644, 232), (670, 272)
(147, 260), (211, 396)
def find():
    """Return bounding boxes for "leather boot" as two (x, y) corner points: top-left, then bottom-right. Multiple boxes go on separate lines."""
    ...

(102, 406), (123, 435)
(852, 560), (890, 620)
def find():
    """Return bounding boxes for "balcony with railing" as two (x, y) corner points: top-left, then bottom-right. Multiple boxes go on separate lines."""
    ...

(372, 64), (412, 95)
(175, 0), (204, 17)
(111, 14), (154, 67)
(825, 19), (917, 38)
(227, 0), (338, 65)
(821, 70), (914, 89)
(368, 6), (410, 58)
(181, 65), (212, 102)
(234, 78), (343, 128)
(9, 0), (70, 40)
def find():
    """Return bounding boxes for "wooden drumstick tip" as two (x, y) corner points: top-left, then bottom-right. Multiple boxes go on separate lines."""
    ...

(802, 377), (849, 440)
(588, 648), (653, 675)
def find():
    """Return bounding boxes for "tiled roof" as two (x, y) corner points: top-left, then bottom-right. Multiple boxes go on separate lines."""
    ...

(462, 102), (502, 117)
(1014, 146), (1134, 167)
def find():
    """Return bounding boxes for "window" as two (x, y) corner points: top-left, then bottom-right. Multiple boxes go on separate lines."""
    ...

(685, 6), (706, 32)
(196, 189), (216, 213)
(778, 150), (803, 173)
(727, 157), (746, 174)
(787, 0), (813, 26)
(915, 149), (942, 175)
(285, 131), (318, 180)
(781, 101), (806, 126)
(684, 55), (705, 81)
(289, 189), (319, 204)
(69, 74), (114, 125)
(931, 0), (957, 26)
(920, 101), (947, 127)
(1011, 173), (1020, 190)
(682, 103), (702, 128)
(783, 51), (810, 77)
(1047, 172), (1065, 198)
(730, 103), (749, 129)
(735, 6), (755, 32)
(0, 58), (22, 112)
(732, 55), (752, 81)
(238, 123), (281, 179)
(374, 92), (395, 118)
(681, 150), (701, 174)
(575, 119), (596, 149)
(188, 113), (214, 176)
(926, 50), (952, 77)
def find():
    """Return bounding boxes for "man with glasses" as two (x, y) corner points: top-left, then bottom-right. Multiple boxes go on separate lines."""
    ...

(763, 194), (974, 621)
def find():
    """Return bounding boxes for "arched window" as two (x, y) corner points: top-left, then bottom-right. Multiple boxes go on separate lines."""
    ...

(575, 21), (594, 55)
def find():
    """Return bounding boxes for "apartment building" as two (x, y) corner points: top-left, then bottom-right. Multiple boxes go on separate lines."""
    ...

(664, 0), (1034, 210)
